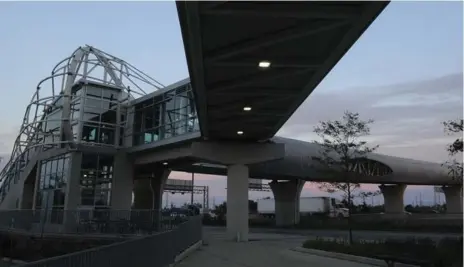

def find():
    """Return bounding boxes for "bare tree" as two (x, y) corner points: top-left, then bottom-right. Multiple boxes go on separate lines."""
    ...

(357, 190), (382, 206)
(312, 111), (378, 244)
(442, 119), (463, 182)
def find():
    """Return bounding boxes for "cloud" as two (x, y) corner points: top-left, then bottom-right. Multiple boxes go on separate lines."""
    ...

(0, 123), (21, 154)
(278, 73), (463, 163)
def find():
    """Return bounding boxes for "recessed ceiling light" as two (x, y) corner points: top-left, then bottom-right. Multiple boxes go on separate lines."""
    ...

(163, 162), (168, 165)
(243, 106), (252, 111)
(258, 61), (271, 68)
(237, 131), (244, 135)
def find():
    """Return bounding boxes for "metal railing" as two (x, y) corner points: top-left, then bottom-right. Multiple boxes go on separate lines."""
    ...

(0, 209), (190, 236)
(16, 215), (202, 267)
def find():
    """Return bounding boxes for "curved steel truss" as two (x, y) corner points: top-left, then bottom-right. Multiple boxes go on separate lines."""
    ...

(0, 45), (164, 198)
(349, 158), (393, 177)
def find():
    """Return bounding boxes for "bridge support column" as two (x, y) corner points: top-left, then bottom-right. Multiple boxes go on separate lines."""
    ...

(191, 140), (285, 242)
(227, 164), (249, 242)
(379, 184), (406, 214)
(442, 185), (463, 214)
(111, 152), (134, 213)
(269, 180), (305, 227)
(133, 168), (170, 210)
(63, 152), (83, 231)
(133, 168), (170, 231)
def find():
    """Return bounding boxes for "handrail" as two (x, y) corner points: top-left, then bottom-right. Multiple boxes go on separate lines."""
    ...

(14, 215), (203, 267)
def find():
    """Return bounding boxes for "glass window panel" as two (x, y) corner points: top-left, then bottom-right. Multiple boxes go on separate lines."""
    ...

(47, 161), (53, 175)
(99, 155), (114, 169)
(153, 131), (160, 142)
(48, 174), (56, 189)
(86, 86), (102, 98)
(84, 97), (102, 109)
(57, 158), (64, 173)
(58, 172), (67, 188)
(41, 190), (53, 208)
(45, 111), (62, 132)
(144, 113), (154, 129)
(134, 112), (143, 132)
(81, 154), (98, 170)
(54, 189), (66, 205)
(120, 107), (127, 122)
(96, 172), (111, 183)
(101, 100), (118, 111)
(99, 127), (115, 145)
(101, 109), (117, 125)
(83, 109), (101, 123)
(94, 190), (110, 206)
(144, 133), (152, 144)
(40, 162), (46, 177)
(81, 188), (95, 206)
(82, 124), (99, 142)
(81, 172), (96, 187)
(43, 174), (50, 189)
(51, 159), (58, 174)
(102, 89), (117, 101)
(39, 176), (45, 190)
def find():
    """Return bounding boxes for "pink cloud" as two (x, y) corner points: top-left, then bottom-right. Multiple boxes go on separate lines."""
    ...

(303, 183), (319, 189)
(169, 171), (222, 181)
(360, 184), (380, 191)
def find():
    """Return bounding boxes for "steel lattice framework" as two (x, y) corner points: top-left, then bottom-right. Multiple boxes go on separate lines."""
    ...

(349, 158), (393, 177)
(0, 45), (164, 191)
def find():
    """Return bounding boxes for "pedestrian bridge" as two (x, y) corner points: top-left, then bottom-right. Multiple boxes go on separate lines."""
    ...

(0, 1), (461, 245)
(129, 78), (452, 186)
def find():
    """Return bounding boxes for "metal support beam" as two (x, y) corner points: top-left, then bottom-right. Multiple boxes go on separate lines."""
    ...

(205, 20), (349, 62)
(208, 68), (314, 92)
(200, 3), (362, 20)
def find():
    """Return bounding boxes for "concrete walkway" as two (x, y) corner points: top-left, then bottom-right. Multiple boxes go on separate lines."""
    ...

(176, 229), (376, 267)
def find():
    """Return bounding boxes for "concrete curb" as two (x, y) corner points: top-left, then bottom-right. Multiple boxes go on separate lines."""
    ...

(170, 240), (203, 267)
(291, 247), (417, 267)
(1, 257), (27, 265)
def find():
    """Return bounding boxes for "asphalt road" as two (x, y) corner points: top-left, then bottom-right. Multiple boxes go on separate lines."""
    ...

(205, 226), (462, 242)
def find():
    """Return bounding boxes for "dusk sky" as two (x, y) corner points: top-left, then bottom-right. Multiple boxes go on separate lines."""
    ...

(0, 2), (462, 207)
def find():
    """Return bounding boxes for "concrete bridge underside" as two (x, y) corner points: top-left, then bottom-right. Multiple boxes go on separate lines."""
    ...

(133, 136), (456, 186)
(130, 137), (462, 241)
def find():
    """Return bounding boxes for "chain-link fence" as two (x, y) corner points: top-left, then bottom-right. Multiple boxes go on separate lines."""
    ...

(15, 215), (202, 267)
(0, 209), (190, 236)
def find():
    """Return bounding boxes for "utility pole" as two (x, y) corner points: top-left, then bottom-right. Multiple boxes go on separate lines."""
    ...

(206, 186), (209, 210)
(191, 172), (194, 205)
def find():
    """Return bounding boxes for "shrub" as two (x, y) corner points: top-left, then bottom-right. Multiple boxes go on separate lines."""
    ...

(303, 237), (463, 267)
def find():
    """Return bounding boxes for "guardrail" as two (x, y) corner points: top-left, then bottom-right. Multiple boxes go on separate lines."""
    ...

(0, 209), (190, 236)
(16, 215), (202, 267)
